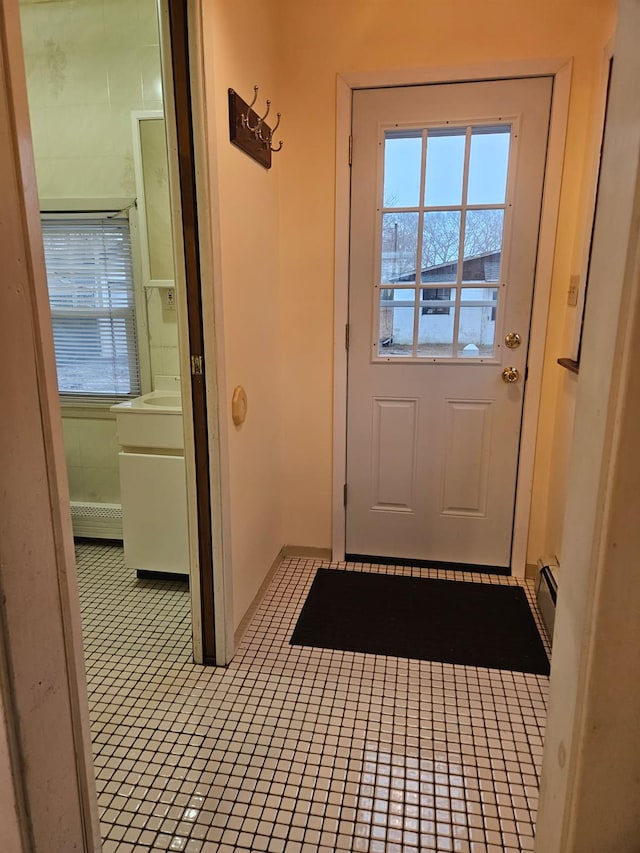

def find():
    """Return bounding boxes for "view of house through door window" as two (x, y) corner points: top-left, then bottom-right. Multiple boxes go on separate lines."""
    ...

(346, 78), (553, 567)
(379, 124), (510, 359)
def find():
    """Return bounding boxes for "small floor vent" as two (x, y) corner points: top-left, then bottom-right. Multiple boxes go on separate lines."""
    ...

(70, 502), (123, 540)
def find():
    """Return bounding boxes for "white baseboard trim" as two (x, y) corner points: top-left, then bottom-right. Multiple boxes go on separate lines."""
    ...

(525, 562), (539, 579)
(234, 547), (286, 648)
(233, 545), (333, 649)
(282, 545), (332, 560)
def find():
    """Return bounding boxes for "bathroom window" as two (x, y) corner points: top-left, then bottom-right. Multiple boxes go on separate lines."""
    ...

(41, 215), (141, 400)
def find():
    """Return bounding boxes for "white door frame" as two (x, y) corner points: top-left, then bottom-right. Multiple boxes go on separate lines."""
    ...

(332, 59), (572, 576)
(1, 0), (101, 846)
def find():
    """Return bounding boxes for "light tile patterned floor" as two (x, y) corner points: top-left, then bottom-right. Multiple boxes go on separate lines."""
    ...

(76, 542), (550, 853)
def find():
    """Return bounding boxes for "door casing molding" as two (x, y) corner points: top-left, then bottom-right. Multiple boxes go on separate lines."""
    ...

(332, 59), (572, 576)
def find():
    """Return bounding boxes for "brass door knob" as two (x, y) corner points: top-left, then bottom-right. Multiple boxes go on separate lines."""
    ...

(502, 366), (520, 383)
(505, 331), (522, 349)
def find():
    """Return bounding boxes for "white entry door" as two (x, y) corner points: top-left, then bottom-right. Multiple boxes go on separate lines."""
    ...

(346, 77), (552, 569)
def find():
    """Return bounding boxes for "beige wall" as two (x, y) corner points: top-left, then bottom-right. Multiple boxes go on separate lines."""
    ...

(276, 0), (616, 561)
(0, 688), (24, 852)
(199, 0), (615, 625)
(20, 0), (179, 505)
(531, 37), (612, 565)
(536, 1), (640, 844)
(202, 0), (284, 626)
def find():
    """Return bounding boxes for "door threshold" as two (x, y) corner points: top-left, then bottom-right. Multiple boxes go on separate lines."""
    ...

(345, 553), (510, 575)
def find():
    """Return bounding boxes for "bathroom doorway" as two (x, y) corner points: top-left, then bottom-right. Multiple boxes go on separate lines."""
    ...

(18, 0), (219, 663)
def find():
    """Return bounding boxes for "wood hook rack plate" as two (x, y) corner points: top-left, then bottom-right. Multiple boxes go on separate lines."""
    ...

(228, 88), (273, 169)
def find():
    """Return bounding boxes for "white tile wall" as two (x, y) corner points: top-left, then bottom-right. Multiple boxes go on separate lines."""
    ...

(20, 0), (163, 199)
(63, 416), (122, 503)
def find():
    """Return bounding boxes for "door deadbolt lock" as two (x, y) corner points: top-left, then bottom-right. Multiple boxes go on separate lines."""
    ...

(504, 331), (522, 349)
(502, 366), (520, 384)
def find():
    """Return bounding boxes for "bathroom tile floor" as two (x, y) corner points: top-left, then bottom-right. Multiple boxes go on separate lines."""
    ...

(76, 542), (550, 853)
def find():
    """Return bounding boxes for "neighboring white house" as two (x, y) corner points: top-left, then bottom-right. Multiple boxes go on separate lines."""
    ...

(380, 250), (500, 356)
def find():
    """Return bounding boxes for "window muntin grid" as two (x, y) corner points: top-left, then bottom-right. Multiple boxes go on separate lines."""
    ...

(376, 124), (512, 361)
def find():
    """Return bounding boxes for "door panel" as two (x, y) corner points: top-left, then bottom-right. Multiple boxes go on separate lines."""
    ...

(346, 77), (552, 567)
(442, 399), (493, 517)
(371, 398), (419, 511)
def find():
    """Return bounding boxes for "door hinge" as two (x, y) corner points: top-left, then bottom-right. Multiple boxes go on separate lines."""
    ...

(348, 135), (353, 166)
(191, 354), (204, 376)
(345, 323), (350, 350)
(343, 484), (348, 506)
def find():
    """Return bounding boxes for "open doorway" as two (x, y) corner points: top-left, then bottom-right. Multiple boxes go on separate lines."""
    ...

(18, 0), (219, 664)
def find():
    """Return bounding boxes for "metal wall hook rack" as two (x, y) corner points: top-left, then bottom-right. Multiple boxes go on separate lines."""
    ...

(256, 110), (283, 151)
(229, 85), (283, 169)
(241, 85), (260, 132)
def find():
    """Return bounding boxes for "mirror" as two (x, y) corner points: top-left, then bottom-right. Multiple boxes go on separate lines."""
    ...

(133, 112), (175, 286)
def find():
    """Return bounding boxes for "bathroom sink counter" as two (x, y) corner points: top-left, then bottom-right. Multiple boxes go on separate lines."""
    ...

(113, 390), (182, 412)
(111, 391), (183, 451)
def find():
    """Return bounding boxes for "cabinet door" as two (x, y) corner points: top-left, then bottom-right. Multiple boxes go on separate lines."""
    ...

(119, 451), (189, 575)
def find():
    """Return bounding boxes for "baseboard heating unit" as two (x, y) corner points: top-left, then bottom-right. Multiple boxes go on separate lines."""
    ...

(536, 555), (559, 645)
(70, 501), (123, 540)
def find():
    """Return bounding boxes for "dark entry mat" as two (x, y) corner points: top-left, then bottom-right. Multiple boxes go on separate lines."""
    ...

(290, 568), (550, 675)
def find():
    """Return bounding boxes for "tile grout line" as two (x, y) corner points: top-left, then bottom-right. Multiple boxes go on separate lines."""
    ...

(77, 541), (547, 853)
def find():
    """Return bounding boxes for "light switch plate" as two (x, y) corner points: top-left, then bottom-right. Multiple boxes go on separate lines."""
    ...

(568, 274), (580, 307)
(232, 385), (248, 426)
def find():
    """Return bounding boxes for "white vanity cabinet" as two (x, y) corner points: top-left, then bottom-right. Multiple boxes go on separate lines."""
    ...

(112, 392), (189, 577)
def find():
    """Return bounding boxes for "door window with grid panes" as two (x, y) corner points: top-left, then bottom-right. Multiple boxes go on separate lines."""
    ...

(377, 124), (511, 360)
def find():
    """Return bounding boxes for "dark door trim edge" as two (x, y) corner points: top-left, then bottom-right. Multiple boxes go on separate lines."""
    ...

(166, 0), (217, 665)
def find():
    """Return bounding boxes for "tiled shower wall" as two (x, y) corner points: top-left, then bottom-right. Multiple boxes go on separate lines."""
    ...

(21, 0), (163, 197)
(20, 0), (180, 505)
(63, 414), (122, 504)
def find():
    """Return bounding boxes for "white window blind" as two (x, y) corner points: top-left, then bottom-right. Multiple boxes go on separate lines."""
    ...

(41, 216), (141, 400)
